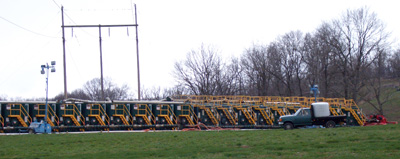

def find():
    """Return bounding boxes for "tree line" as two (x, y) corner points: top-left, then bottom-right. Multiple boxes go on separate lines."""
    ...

(173, 7), (400, 114)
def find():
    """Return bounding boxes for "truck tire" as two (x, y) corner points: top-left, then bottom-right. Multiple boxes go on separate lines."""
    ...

(284, 122), (294, 130)
(325, 120), (336, 128)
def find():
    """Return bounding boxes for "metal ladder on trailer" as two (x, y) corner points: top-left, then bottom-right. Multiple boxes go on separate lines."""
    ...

(158, 104), (177, 125)
(0, 115), (3, 132)
(220, 107), (236, 125)
(179, 104), (198, 125)
(238, 107), (256, 125)
(62, 104), (85, 131)
(0, 115), (4, 127)
(345, 100), (366, 126)
(88, 104), (110, 131)
(36, 104), (60, 128)
(203, 107), (219, 125)
(136, 104), (156, 125)
(113, 104), (133, 130)
(8, 104), (32, 127)
(257, 108), (274, 125)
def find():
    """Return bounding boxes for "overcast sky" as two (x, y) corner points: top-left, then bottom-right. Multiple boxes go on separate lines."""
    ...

(1, 0), (400, 99)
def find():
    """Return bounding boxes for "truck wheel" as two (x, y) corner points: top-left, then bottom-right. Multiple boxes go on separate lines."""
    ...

(325, 120), (336, 128)
(284, 122), (294, 130)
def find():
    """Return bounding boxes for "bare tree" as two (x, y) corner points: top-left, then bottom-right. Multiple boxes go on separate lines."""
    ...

(53, 89), (90, 101)
(283, 31), (306, 96)
(330, 7), (389, 101)
(173, 44), (225, 95)
(389, 49), (400, 78)
(360, 48), (397, 115)
(303, 23), (337, 97)
(222, 57), (245, 95)
(140, 86), (163, 100)
(83, 77), (130, 101)
(241, 44), (272, 96)
(268, 31), (305, 96)
(0, 95), (7, 101)
(266, 42), (286, 96)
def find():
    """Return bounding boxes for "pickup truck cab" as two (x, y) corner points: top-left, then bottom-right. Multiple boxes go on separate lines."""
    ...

(278, 102), (346, 130)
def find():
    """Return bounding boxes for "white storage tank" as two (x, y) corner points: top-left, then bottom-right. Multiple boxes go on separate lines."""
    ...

(312, 102), (330, 117)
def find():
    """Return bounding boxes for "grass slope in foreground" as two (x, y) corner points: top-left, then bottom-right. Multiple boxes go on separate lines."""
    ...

(0, 125), (399, 159)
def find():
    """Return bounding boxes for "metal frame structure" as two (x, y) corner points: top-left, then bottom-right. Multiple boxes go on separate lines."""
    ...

(61, 5), (141, 100)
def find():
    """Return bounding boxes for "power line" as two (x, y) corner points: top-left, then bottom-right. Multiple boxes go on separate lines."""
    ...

(51, 0), (61, 8)
(0, 16), (58, 38)
(50, 0), (96, 38)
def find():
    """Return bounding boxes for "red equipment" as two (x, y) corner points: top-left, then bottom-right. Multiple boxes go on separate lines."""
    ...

(364, 115), (398, 126)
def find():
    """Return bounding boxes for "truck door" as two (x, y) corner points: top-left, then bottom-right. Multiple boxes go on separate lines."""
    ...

(295, 109), (312, 126)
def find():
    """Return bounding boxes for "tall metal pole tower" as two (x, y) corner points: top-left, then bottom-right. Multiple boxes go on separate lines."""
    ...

(61, 5), (140, 100)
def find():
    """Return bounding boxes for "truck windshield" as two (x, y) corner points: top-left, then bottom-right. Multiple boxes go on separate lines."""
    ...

(294, 109), (302, 116)
(294, 109), (309, 116)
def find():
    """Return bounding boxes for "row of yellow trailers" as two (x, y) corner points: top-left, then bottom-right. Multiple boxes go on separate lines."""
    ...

(171, 95), (366, 127)
(0, 95), (366, 133)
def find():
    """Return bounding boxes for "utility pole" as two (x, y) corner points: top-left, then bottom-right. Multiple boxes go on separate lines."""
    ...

(61, 6), (68, 99)
(135, 4), (141, 100)
(61, 6), (140, 101)
(99, 25), (104, 100)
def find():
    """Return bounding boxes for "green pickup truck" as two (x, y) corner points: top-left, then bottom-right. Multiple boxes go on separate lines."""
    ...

(278, 102), (346, 130)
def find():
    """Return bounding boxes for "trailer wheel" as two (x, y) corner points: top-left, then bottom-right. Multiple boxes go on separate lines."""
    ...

(181, 118), (187, 125)
(284, 122), (294, 130)
(348, 118), (355, 126)
(325, 120), (336, 128)
(138, 118), (144, 124)
(221, 118), (228, 125)
(28, 129), (35, 134)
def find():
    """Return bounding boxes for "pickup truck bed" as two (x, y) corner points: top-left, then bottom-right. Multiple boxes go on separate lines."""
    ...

(312, 115), (347, 126)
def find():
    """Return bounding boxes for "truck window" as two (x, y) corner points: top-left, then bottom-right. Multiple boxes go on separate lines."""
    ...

(302, 110), (309, 116)
(295, 109), (303, 116)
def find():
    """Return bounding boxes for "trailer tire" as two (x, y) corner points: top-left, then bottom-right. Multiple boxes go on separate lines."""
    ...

(284, 122), (294, 130)
(138, 118), (144, 124)
(348, 118), (355, 126)
(325, 120), (336, 128)
(221, 118), (228, 125)
(181, 118), (187, 125)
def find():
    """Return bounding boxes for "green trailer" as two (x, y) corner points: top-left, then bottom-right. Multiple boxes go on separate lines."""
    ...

(57, 102), (85, 131)
(198, 105), (219, 126)
(216, 104), (236, 126)
(82, 102), (110, 131)
(252, 105), (274, 126)
(154, 103), (177, 125)
(235, 105), (256, 126)
(130, 102), (156, 126)
(29, 102), (59, 127)
(107, 102), (133, 130)
(341, 108), (363, 126)
(0, 102), (31, 128)
(265, 102), (290, 125)
(174, 103), (198, 127)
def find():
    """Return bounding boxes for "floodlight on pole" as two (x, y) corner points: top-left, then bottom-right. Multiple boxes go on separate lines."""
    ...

(39, 61), (56, 133)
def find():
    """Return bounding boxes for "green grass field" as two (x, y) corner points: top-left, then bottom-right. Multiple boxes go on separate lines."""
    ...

(1, 124), (399, 159)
